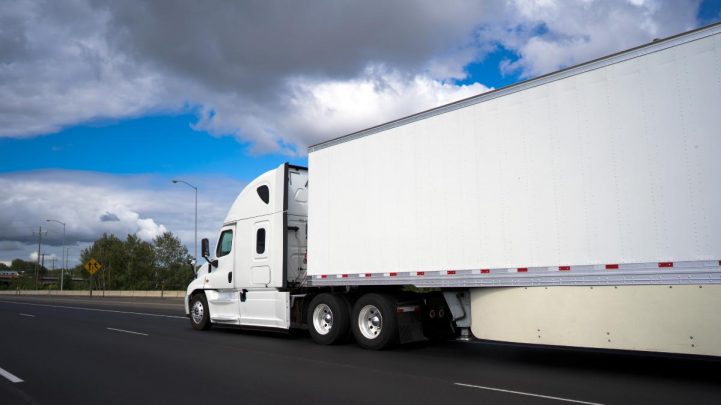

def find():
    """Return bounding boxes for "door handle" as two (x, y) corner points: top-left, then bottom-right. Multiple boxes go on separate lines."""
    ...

(240, 289), (248, 302)
(227, 272), (232, 283)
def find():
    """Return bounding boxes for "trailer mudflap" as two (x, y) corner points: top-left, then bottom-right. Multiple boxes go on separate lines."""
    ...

(397, 305), (425, 344)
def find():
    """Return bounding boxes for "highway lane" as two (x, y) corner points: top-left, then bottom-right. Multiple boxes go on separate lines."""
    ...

(1, 296), (720, 405)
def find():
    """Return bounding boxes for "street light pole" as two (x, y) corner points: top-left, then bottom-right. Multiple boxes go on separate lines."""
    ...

(171, 180), (198, 268)
(46, 219), (66, 291)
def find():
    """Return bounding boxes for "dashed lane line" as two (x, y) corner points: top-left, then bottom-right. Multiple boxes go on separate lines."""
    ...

(0, 366), (23, 383)
(106, 327), (148, 336)
(0, 300), (186, 319)
(19, 313), (35, 317)
(454, 382), (602, 405)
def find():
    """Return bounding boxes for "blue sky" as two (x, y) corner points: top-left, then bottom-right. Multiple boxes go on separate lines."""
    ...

(0, 113), (307, 177)
(1, 0), (720, 266)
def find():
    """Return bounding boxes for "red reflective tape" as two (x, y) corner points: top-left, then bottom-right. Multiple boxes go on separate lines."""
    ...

(517, 268), (528, 272)
(416, 271), (425, 276)
(365, 273), (372, 277)
(658, 262), (673, 268)
(718, 260), (721, 266)
(341, 274), (348, 278)
(480, 269), (490, 274)
(559, 266), (570, 271)
(320, 275), (327, 279)
(389, 272), (397, 277)
(447, 270), (456, 275)
(606, 264), (619, 270)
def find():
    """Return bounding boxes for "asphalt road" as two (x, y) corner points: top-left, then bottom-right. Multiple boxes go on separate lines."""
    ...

(1, 295), (720, 405)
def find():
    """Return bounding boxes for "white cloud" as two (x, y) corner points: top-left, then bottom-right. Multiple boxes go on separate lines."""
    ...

(29, 251), (57, 262)
(136, 218), (167, 242)
(0, 0), (177, 137)
(193, 67), (491, 155)
(495, 0), (701, 77)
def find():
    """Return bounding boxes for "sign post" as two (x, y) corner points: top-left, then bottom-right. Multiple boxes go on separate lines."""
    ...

(84, 258), (102, 297)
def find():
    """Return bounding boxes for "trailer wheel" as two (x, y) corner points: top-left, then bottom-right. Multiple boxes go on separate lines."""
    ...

(308, 293), (351, 345)
(352, 294), (398, 350)
(190, 293), (211, 331)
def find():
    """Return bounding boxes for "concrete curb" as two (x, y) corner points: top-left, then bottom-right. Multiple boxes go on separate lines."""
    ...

(0, 290), (185, 298)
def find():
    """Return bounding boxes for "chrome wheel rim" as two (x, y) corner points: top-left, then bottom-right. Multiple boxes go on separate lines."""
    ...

(358, 304), (382, 340)
(312, 303), (334, 335)
(191, 300), (204, 324)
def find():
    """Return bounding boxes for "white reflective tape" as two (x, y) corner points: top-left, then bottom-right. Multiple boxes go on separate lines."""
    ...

(396, 305), (419, 313)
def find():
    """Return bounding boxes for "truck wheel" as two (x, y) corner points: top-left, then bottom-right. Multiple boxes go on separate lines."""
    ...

(190, 293), (211, 331)
(352, 294), (398, 350)
(308, 293), (351, 345)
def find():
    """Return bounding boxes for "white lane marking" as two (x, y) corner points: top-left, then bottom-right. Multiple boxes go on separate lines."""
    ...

(454, 382), (602, 405)
(18, 313), (35, 317)
(0, 300), (186, 319)
(0, 366), (23, 383)
(106, 327), (148, 336)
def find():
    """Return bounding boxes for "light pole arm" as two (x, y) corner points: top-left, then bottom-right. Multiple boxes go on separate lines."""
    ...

(172, 179), (199, 266)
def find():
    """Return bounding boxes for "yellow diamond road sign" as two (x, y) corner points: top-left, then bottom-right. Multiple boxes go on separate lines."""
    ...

(84, 258), (102, 275)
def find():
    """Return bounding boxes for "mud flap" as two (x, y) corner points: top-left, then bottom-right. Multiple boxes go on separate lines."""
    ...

(397, 308), (425, 344)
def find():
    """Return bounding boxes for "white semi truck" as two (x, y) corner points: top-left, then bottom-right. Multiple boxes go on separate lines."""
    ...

(186, 22), (721, 355)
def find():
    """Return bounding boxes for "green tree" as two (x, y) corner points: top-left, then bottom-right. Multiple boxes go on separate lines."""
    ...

(124, 234), (156, 289)
(80, 233), (126, 290)
(153, 232), (193, 290)
(75, 231), (190, 291)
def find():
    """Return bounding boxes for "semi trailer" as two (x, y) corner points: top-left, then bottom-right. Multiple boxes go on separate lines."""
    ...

(185, 22), (721, 355)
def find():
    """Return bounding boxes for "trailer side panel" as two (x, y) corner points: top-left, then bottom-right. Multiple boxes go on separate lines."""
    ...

(308, 26), (721, 280)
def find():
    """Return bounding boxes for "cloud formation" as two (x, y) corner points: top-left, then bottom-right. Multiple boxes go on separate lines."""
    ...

(0, 170), (244, 264)
(0, 0), (704, 154)
(0, 1), (710, 264)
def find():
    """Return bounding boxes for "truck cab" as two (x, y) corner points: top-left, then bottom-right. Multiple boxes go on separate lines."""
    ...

(186, 163), (308, 330)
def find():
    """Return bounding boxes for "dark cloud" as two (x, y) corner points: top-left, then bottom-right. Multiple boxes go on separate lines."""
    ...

(99, 212), (119, 222)
(99, 1), (497, 94)
(0, 0), (705, 153)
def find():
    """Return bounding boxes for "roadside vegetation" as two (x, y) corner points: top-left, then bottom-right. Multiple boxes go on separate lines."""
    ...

(0, 232), (193, 291)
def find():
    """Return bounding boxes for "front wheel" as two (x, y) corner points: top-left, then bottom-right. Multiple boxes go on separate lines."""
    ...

(190, 293), (211, 331)
(351, 294), (398, 350)
(307, 293), (351, 345)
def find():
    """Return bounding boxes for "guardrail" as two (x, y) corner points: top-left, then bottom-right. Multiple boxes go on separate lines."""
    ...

(0, 290), (185, 298)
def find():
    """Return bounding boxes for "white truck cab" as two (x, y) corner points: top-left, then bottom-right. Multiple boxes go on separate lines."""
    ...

(186, 163), (308, 330)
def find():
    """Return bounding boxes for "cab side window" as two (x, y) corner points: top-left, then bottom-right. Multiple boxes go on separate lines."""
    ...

(257, 185), (270, 204)
(217, 230), (233, 257)
(256, 228), (266, 254)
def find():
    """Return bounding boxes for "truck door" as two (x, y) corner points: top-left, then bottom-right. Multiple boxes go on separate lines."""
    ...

(236, 216), (290, 329)
(204, 225), (239, 322)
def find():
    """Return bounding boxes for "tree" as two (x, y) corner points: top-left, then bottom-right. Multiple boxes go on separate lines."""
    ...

(153, 232), (193, 290)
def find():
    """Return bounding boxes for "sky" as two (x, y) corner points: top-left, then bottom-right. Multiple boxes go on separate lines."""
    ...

(1, 0), (721, 268)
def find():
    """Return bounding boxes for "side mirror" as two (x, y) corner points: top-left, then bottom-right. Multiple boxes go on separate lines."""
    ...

(201, 238), (210, 259)
(189, 258), (197, 277)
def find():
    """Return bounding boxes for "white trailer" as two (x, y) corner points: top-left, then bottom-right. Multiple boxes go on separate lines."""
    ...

(186, 22), (721, 355)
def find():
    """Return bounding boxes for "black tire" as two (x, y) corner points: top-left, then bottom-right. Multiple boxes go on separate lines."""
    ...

(351, 293), (399, 350)
(307, 293), (351, 345)
(189, 293), (211, 331)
